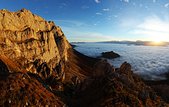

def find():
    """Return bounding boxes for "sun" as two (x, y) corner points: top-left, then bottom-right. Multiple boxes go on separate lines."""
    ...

(148, 36), (165, 46)
(150, 35), (167, 44)
(149, 37), (167, 46)
(152, 39), (162, 44)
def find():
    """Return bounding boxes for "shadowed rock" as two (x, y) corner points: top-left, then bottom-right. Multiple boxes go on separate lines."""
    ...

(0, 59), (9, 79)
(101, 51), (120, 59)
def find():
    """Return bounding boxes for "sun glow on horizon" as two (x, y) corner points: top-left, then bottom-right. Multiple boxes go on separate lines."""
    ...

(145, 35), (169, 46)
(152, 38), (163, 43)
(149, 38), (166, 46)
(151, 41), (163, 45)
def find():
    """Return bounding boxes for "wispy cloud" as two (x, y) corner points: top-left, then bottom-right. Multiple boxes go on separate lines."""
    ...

(54, 20), (113, 42)
(58, 3), (67, 8)
(54, 20), (87, 27)
(130, 15), (169, 41)
(164, 3), (169, 8)
(60, 26), (114, 42)
(153, 0), (156, 3)
(114, 15), (118, 18)
(102, 8), (110, 11)
(81, 5), (89, 9)
(94, 0), (101, 4)
(96, 12), (102, 15)
(137, 16), (169, 33)
(120, 18), (139, 28)
(124, 0), (129, 3)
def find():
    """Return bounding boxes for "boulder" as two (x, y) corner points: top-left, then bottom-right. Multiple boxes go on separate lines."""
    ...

(101, 51), (120, 59)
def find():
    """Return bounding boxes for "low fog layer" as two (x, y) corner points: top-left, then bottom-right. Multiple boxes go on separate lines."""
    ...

(74, 42), (169, 80)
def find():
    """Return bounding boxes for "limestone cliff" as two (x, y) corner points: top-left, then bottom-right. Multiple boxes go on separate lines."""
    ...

(0, 9), (70, 81)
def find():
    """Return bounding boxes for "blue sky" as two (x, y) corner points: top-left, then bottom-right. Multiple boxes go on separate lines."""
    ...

(1, 0), (169, 42)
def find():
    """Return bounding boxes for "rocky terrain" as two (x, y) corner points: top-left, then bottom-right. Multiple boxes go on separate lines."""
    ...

(0, 9), (168, 106)
(144, 73), (169, 104)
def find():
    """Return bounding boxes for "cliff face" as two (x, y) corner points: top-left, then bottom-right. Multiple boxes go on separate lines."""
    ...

(0, 9), (168, 107)
(0, 9), (70, 81)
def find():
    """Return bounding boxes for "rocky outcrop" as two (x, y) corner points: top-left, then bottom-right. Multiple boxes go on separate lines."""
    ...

(144, 74), (169, 104)
(0, 9), (168, 106)
(0, 8), (71, 82)
(64, 61), (168, 107)
(0, 67), (64, 106)
(0, 9), (71, 106)
(101, 51), (120, 59)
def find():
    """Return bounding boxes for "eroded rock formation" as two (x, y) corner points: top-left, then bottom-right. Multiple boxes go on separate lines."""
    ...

(0, 9), (70, 106)
(0, 8), (70, 82)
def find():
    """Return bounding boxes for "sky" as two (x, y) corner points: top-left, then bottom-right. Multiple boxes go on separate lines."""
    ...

(1, 0), (169, 42)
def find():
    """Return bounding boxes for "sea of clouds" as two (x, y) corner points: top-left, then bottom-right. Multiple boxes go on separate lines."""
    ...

(73, 42), (169, 80)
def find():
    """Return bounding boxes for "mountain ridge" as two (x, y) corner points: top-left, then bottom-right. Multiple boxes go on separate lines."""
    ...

(0, 9), (168, 106)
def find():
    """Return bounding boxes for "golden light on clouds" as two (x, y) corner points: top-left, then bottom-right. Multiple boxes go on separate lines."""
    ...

(128, 15), (169, 42)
